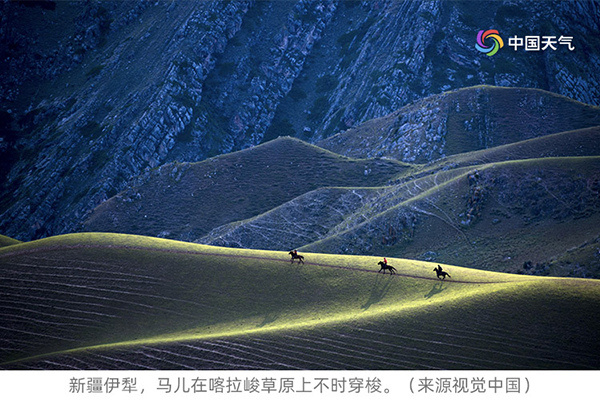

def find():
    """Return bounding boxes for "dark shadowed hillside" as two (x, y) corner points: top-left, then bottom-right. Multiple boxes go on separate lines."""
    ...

(318, 86), (600, 163)
(84, 137), (409, 242)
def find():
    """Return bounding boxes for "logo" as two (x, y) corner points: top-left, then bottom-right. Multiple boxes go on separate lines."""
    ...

(508, 35), (574, 52)
(475, 29), (504, 56)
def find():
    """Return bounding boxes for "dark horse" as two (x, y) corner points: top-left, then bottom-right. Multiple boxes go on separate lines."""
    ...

(289, 250), (304, 264)
(378, 261), (397, 274)
(433, 265), (451, 280)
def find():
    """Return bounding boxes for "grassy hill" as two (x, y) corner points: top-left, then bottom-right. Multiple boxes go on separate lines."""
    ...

(300, 156), (600, 277)
(198, 136), (600, 278)
(0, 234), (20, 248)
(83, 136), (410, 242)
(198, 186), (385, 251)
(410, 125), (600, 180)
(0, 232), (599, 369)
(317, 86), (600, 163)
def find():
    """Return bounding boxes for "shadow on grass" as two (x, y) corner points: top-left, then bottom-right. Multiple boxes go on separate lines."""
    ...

(424, 281), (446, 298)
(361, 272), (394, 310)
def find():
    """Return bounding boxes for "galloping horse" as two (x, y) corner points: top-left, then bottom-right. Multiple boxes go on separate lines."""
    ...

(433, 265), (451, 280)
(289, 250), (304, 264)
(378, 261), (397, 274)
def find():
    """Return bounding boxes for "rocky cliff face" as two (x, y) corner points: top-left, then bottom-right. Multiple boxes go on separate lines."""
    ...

(1, 0), (599, 240)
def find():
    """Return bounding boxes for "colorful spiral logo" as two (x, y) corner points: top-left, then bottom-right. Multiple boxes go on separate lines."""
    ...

(476, 29), (504, 56)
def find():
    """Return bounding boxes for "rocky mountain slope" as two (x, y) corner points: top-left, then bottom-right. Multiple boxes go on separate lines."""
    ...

(318, 86), (600, 163)
(1, 0), (600, 241)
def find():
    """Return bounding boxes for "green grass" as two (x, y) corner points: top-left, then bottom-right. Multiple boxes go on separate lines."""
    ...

(0, 234), (21, 248)
(1, 232), (599, 369)
(300, 156), (600, 276)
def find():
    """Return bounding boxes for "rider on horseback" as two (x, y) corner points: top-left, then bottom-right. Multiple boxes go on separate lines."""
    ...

(433, 265), (450, 280)
(289, 249), (304, 264)
(378, 259), (396, 274)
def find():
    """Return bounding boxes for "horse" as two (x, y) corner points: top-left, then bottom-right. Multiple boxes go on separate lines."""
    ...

(378, 261), (397, 274)
(289, 250), (304, 264)
(433, 265), (451, 280)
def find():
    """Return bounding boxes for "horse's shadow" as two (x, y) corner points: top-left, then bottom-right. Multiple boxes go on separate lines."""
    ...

(361, 273), (394, 310)
(424, 281), (446, 299)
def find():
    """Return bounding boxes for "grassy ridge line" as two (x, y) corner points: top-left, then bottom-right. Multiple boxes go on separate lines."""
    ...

(380, 85), (600, 112)
(3, 281), (532, 367)
(319, 85), (600, 163)
(0, 232), (521, 284)
(83, 136), (411, 242)
(0, 243), (505, 284)
(301, 156), (600, 252)
(446, 84), (600, 109)
(0, 234), (21, 248)
(8, 277), (599, 370)
(196, 186), (387, 249)
(297, 167), (481, 251)
(402, 125), (600, 181)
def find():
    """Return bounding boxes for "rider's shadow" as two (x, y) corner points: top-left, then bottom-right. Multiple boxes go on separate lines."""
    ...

(361, 273), (394, 310)
(424, 281), (446, 299)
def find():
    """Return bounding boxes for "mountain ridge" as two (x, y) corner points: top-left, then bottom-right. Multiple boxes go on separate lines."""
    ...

(2, 1), (600, 241)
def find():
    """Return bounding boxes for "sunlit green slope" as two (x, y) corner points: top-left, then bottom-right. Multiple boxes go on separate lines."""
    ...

(0, 234), (20, 248)
(1, 232), (598, 369)
(409, 125), (600, 180)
